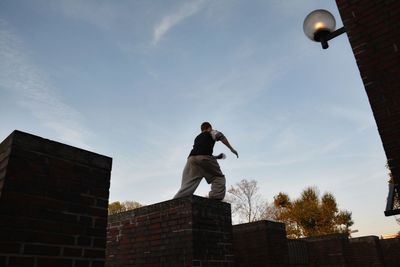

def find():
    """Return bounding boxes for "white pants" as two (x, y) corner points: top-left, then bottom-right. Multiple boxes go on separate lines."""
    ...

(174, 155), (226, 200)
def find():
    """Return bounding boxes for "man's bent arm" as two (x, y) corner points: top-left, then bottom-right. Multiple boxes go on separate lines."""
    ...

(221, 137), (239, 158)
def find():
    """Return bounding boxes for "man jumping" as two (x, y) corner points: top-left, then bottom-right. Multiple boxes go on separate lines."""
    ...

(174, 122), (239, 200)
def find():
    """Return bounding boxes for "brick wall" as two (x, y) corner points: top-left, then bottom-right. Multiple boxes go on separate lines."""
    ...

(0, 130), (112, 267)
(287, 239), (309, 267)
(380, 237), (400, 267)
(347, 236), (384, 267)
(303, 234), (350, 266)
(232, 220), (289, 267)
(106, 196), (233, 267)
(287, 234), (400, 267)
(335, 0), (400, 209)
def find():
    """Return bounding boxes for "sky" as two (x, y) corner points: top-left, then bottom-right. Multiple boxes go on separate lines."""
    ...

(0, 0), (398, 237)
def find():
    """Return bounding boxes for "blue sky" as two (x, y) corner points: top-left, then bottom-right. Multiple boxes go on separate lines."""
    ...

(0, 0), (398, 237)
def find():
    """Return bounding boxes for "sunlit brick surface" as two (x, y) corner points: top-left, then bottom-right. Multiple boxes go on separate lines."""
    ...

(106, 196), (233, 267)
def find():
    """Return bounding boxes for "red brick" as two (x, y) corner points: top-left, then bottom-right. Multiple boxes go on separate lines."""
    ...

(93, 238), (106, 248)
(77, 236), (92, 246)
(0, 242), (21, 254)
(0, 256), (6, 267)
(75, 260), (90, 267)
(63, 247), (82, 257)
(86, 227), (106, 237)
(78, 216), (93, 227)
(36, 258), (73, 267)
(8, 256), (35, 267)
(23, 244), (60, 256)
(95, 218), (108, 229)
(96, 198), (108, 208)
(92, 260), (105, 267)
(83, 249), (105, 259)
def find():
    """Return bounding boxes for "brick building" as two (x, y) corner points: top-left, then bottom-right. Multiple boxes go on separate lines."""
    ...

(335, 0), (400, 215)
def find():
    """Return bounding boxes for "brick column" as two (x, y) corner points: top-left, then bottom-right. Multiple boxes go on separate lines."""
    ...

(106, 196), (234, 267)
(232, 220), (289, 267)
(335, 0), (400, 214)
(0, 130), (112, 267)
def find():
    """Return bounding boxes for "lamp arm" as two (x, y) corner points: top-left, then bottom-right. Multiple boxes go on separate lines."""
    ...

(319, 26), (346, 49)
(326, 26), (346, 41)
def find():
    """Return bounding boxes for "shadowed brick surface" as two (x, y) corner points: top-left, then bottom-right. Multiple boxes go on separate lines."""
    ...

(287, 239), (309, 267)
(380, 237), (400, 267)
(347, 236), (384, 267)
(0, 130), (112, 267)
(303, 234), (350, 266)
(106, 196), (233, 267)
(233, 220), (289, 267)
(288, 234), (400, 267)
(335, 0), (400, 194)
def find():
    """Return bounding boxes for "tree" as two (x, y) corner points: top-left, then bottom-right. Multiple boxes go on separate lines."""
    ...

(272, 186), (353, 238)
(228, 179), (271, 223)
(108, 200), (143, 215)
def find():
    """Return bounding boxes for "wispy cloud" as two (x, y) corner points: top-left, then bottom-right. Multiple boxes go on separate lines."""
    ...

(153, 0), (206, 45)
(0, 20), (90, 148)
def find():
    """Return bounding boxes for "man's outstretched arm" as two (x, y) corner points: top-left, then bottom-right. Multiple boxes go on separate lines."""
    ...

(220, 137), (238, 158)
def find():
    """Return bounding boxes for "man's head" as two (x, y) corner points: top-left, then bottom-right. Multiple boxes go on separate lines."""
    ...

(201, 122), (212, 132)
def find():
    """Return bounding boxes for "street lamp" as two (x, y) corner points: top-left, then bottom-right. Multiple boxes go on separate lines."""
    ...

(303, 9), (346, 49)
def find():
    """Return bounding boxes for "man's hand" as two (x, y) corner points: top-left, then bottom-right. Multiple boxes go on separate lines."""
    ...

(230, 148), (239, 158)
(214, 153), (226, 160)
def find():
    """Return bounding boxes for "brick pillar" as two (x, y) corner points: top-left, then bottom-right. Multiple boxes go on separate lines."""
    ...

(106, 196), (234, 267)
(232, 220), (289, 267)
(0, 130), (112, 267)
(335, 0), (400, 214)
